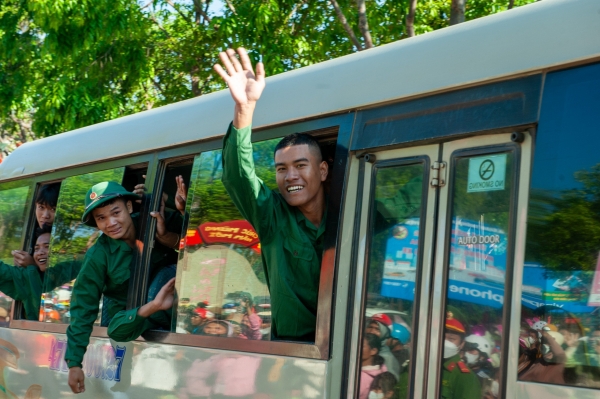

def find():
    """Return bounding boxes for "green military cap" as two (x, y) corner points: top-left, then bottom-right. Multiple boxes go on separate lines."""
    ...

(82, 181), (139, 227)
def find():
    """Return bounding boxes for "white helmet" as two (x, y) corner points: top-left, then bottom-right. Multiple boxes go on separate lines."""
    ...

(465, 334), (492, 356)
(531, 321), (547, 331)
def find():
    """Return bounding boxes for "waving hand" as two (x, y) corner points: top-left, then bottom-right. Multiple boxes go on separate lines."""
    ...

(214, 48), (265, 128)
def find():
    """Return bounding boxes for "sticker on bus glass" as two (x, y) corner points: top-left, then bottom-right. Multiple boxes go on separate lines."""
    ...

(467, 154), (507, 193)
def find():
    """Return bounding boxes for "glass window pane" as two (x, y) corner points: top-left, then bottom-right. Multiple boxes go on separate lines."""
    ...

(359, 162), (425, 399)
(43, 168), (125, 325)
(440, 151), (515, 399)
(174, 141), (278, 340)
(519, 62), (600, 388)
(0, 181), (32, 323)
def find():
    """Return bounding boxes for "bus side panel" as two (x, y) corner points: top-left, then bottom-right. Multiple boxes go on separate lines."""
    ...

(0, 328), (328, 398)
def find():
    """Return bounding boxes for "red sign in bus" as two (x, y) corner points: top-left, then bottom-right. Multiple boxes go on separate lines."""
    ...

(180, 220), (260, 251)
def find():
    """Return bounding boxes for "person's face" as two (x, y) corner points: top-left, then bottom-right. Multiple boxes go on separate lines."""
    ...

(275, 144), (328, 208)
(445, 332), (464, 348)
(366, 322), (381, 337)
(190, 315), (202, 326)
(35, 202), (56, 228)
(92, 200), (134, 240)
(34, 233), (51, 272)
(361, 338), (377, 361)
(204, 322), (227, 336)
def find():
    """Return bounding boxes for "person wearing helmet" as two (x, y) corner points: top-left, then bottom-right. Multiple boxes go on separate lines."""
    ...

(66, 181), (185, 394)
(519, 327), (566, 384)
(388, 323), (411, 373)
(464, 334), (495, 379)
(441, 312), (481, 399)
(365, 314), (400, 379)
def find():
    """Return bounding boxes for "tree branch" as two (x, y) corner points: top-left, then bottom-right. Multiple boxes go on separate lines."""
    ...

(329, 0), (362, 50)
(224, 0), (237, 15)
(356, 0), (373, 48)
(450, 0), (465, 25)
(165, 0), (192, 23)
(508, 0), (515, 9)
(406, 0), (418, 37)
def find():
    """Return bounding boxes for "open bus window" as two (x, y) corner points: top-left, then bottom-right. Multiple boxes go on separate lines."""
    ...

(0, 181), (33, 324)
(357, 162), (426, 399)
(172, 140), (280, 340)
(518, 63), (600, 389)
(42, 167), (138, 325)
(142, 159), (192, 332)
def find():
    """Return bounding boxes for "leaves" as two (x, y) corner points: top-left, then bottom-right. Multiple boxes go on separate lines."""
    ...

(0, 0), (536, 145)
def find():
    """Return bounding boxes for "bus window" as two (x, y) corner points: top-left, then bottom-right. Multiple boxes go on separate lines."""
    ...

(142, 159), (193, 332)
(42, 167), (128, 325)
(439, 149), (516, 399)
(518, 62), (600, 388)
(358, 162), (427, 399)
(173, 140), (279, 340)
(0, 181), (33, 324)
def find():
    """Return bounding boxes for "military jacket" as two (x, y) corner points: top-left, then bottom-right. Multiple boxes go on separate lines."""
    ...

(222, 124), (325, 341)
(440, 354), (481, 399)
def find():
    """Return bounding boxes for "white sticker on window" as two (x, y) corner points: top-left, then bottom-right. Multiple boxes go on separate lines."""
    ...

(467, 154), (507, 193)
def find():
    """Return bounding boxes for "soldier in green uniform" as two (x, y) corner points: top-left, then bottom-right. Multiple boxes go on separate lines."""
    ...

(66, 181), (184, 394)
(0, 226), (81, 321)
(214, 48), (328, 341)
(440, 312), (481, 399)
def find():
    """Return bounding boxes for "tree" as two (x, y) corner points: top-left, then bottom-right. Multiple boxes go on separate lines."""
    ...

(0, 0), (537, 144)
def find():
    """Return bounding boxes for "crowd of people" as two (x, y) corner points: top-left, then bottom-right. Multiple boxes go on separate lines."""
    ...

(178, 292), (266, 340)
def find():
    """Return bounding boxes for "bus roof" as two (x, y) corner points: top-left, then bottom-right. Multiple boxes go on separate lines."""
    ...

(1, 0), (599, 181)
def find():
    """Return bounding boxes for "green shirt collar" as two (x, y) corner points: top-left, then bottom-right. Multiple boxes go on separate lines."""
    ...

(294, 205), (328, 236)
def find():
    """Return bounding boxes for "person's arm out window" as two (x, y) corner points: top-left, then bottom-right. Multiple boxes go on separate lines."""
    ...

(65, 252), (106, 369)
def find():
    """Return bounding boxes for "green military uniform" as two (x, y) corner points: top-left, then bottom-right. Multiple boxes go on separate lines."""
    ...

(0, 261), (81, 320)
(65, 206), (181, 369)
(440, 354), (481, 399)
(222, 124), (325, 341)
(0, 262), (43, 320)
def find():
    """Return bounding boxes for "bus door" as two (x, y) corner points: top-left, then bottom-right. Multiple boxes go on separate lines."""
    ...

(349, 131), (532, 399)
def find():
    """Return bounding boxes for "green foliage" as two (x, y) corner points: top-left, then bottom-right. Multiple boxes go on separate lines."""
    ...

(0, 182), (32, 263)
(0, 0), (536, 141)
(526, 164), (600, 272)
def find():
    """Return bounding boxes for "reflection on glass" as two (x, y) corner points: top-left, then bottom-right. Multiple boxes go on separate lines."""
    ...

(517, 62), (600, 389)
(440, 151), (514, 399)
(0, 182), (32, 324)
(43, 168), (125, 324)
(175, 140), (278, 340)
(359, 163), (424, 399)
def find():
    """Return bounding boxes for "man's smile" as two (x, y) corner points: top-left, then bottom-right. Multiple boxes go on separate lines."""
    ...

(287, 185), (304, 193)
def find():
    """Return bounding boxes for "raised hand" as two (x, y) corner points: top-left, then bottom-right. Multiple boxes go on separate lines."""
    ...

(133, 174), (147, 204)
(12, 250), (35, 267)
(213, 48), (265, 128)
(137, 277), (176, 318)
(174, 175), (187, 215)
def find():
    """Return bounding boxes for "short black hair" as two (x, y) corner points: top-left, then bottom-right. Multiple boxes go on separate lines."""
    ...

(36, 183), (61, 208)
(370, 372), (397, 393)
(38, 224), (52, 236)
(274, 133), (323, 162)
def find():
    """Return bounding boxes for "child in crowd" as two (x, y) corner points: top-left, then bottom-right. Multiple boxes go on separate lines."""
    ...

(368, 372), (397, 399)
(360, 333), (387, 399)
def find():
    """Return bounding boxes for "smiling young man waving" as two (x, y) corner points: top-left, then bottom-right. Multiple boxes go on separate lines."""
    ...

(215, 48), (328, 341)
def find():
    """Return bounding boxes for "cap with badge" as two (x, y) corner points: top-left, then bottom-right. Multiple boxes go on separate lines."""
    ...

(82, 181), (139, 227)
(445, 311), (466, 335)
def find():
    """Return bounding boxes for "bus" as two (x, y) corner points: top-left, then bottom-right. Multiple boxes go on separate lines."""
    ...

(0, 0), (599, 397)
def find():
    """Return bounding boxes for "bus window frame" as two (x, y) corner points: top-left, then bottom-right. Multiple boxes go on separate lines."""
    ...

(0, 178), (35, 323)
(350, 155), (433, 399)
(434, 142), (521, 399)
(140, 112), (355, 360)
(8, 153), (157, 334)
